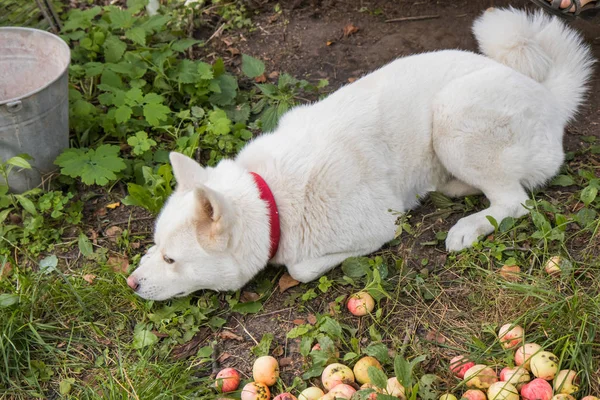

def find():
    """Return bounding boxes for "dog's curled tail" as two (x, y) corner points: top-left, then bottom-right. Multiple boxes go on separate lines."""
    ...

(472, 7), (595, 122)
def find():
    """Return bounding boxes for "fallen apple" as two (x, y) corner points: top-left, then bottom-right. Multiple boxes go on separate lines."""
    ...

(553, 370), (579, 395)
(252, 355), (280, 386)
(530, 351), (559, 380)
(499, 265), (521, 281)
(321, 363), (355, 391)
(353, 356), (384, 384)
(521, 378), (553, 400)
(273, 394), (298, 400)
(451, 355), (476, 379)
(581, 397), (600, 400)
(387, 377), (406, 399)
(241, 382), (271, 400)
(488, 382), (519, 400)
(515, 343), (543, 370)
(323, 383), (356, 399)
(347, 291), (375, 316)
(499, 366), (531, 389)
(440, 394), (458, 400)
(498, 324), (525, 349)
(298, 387), (325, 400)
(551, 395), (576, 400)
(215, 368), (241, 393)
(464, 365), (499, 389)
(461, 389), (487, 400)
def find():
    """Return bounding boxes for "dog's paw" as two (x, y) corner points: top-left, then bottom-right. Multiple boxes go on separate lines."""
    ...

(445, 215), (491, 252)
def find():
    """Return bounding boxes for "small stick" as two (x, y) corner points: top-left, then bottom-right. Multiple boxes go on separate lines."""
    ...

(386, 14), (439, 23)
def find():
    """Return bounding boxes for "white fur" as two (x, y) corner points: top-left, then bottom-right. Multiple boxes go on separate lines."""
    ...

(128, 8), (594, 300)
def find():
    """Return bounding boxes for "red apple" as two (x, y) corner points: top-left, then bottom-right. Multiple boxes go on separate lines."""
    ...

(461, 389), (487, 400)
(451, 356), (476, 379)
(347, 292), (375, 316)
(498, 324), (525, 349)
(215, 368), (241, 393)
(521, 378), (553, 400)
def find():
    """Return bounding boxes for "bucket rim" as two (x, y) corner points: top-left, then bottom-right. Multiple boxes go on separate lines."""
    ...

(0, 27), (71, 106)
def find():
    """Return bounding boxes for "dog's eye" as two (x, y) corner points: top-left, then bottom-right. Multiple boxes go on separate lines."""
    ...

(163, 255), (175, 264)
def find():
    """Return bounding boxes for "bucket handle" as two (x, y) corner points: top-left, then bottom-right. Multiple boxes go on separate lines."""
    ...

(6, 100), (23, 113)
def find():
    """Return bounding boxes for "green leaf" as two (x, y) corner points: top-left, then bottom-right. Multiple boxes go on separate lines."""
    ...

(209, 74), (238, 106)
(251, 333), (274, 357)
(363, 342), (390, 364)
(241, 54), (265, 78)
(575, 208), (597, 227)
(208, 316), (227, 329)
(143, 103), (170, 126)
(39, 255), (58, 274)
(174, 60), (199, 84)
(171, 38), (201, 52)
(103, 35), (127, 63)
(287, 324), (312, 339)
(78, 233), (94, 258)
(0, 294), (19, 308)
(197, 62), (214, 80)
(125, 27), (146, 46)
(132, 326), (158, 349)
(551, 174), (575, 187)
(341, 256), (371, 278)
(59, 378), (75, 395)
(231, 301), (263, 314)
(260, 106), (280, 132)
(115, 105), (133, 124)
(15, 195), (37, 215)
(419, 374), (439, 400)
(207, 109), (232, 135)
(55, 145), (126, 186)
(580, 185), (597, 206)
(367, 366), (388, 390)
(197, 345), (213, 358)
(429, 192), (455, 209)
(109, 7), (134, 29)
(394, 354), (412, 388)
(319, 317), (342, 338)
(7, 156), (32, 170)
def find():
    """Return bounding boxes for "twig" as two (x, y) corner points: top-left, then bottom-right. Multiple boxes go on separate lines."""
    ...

(233, 317), (259, 346)
(385, 14), (439, 23)
(110, 216), (155, 226)
(206, 23), (225, 44)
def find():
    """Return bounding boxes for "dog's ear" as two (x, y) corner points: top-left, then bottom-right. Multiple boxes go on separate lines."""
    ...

(170, 152), (207, 191)
(193, 186), (232, 252)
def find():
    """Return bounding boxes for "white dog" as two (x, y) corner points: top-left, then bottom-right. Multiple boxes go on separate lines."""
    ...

(127, 8), (593, 300)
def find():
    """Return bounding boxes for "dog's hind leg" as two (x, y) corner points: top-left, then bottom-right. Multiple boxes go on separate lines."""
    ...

(437, 179), (482, 198)
(287, 250), (375, 283)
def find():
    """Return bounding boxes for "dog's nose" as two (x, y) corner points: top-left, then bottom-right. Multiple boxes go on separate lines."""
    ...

(127, 275), (139, 291)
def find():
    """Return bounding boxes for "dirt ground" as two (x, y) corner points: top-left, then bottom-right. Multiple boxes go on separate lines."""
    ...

(186, 0), (600, 386)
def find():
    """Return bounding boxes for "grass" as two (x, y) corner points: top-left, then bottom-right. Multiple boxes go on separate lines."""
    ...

(1, 0), (599, 399)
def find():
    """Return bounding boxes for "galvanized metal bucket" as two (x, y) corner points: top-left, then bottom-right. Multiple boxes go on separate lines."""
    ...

(0, 27), (70, 193)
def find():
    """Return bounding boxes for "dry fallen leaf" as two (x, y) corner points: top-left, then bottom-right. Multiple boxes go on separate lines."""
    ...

(227, 47), (240, 56)
(1, 262), (13, 279)
(254, 73), (267, 83)
(105, 226), (123, 241)
(343, 23), (359, 38)
(307, 314), (317, 325)
(240, 291), (260, 302)
(83, 274), (96, 284)
(218, 352), (232, 363)
(221, 37), (233, 46)
(425, 330), (446, 344)
(107, 255), (129, 273)
(106, 202), (120, 209)
(272, 345), (284, 357)
(347, 77), (358, 83)
(278, 273), (300, 293)
(326, 40), (334, 46)
(219, 331), (244, 341)
(279, 357), (293, 367)
(93, 207), (107, 217)
(293, 319), (306, 325)
(268, 71), (279, 79)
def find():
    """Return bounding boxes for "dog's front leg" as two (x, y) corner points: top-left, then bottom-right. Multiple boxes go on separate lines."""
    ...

(287, 251), (372, 283)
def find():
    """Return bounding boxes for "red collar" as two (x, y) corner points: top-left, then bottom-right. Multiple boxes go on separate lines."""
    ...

(250, 172), (280, 260)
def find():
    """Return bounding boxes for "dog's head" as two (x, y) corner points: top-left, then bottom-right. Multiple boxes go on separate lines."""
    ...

(126, 153), (264, 300)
